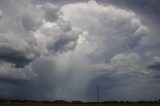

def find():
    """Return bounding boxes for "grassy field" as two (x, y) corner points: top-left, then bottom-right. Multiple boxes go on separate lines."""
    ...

(0, 103), (160, 106)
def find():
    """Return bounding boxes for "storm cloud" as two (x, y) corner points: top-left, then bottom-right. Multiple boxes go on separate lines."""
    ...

(0, 0), (160, 101)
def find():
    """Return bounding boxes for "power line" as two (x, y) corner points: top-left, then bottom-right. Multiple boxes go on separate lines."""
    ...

(97, 86), (100, 106)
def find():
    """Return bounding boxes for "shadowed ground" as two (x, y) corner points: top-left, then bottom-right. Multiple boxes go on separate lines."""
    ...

(0, 103), (160, 106)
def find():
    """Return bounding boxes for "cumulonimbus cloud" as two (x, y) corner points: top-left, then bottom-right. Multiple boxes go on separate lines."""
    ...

(1, 0), (159, 101)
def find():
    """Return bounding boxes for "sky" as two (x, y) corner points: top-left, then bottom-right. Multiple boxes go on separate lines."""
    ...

(0, 0), (160, 102)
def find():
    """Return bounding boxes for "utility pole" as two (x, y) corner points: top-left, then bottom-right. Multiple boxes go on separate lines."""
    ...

(97, 86), (100, 106)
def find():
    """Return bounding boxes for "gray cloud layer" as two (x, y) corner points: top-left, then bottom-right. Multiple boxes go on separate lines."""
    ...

(0, 0), (160, 101)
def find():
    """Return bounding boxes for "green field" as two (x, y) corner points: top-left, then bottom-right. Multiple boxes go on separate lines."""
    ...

(0, 103), (160, 106)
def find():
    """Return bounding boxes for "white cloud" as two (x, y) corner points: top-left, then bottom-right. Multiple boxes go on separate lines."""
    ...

(90, 52), (146, 75)
(111, 52), (140, 65)
(61, 0), (149, 63)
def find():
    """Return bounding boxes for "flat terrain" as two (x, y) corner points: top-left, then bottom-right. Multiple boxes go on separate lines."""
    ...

(0, 103), (160, 106)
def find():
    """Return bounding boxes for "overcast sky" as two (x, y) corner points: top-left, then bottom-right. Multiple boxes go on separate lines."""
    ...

(0, 0), (160, 101)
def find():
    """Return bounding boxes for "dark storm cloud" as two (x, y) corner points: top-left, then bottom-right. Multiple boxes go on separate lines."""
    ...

(39, 0), (89, 5)
(0, 77), (27, 85)
(21, 15), (42, 32)
(0, 57), (59, 100)
(50, 37), (72, 52)
(43, 2), (60, 22)
(0, 0), (160, 101)
(0, 0), (82, 100)
(99, 0), (160, 17)
(0, 48), (33, 68)
(86, 74), (119, 101)
(48, 34), (77, 53)
(148, 63), (160, 71)
(86, 72), (150, 101)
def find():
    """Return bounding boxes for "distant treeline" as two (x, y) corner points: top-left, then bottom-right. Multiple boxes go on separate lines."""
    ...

(0, 99), (160, 104)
